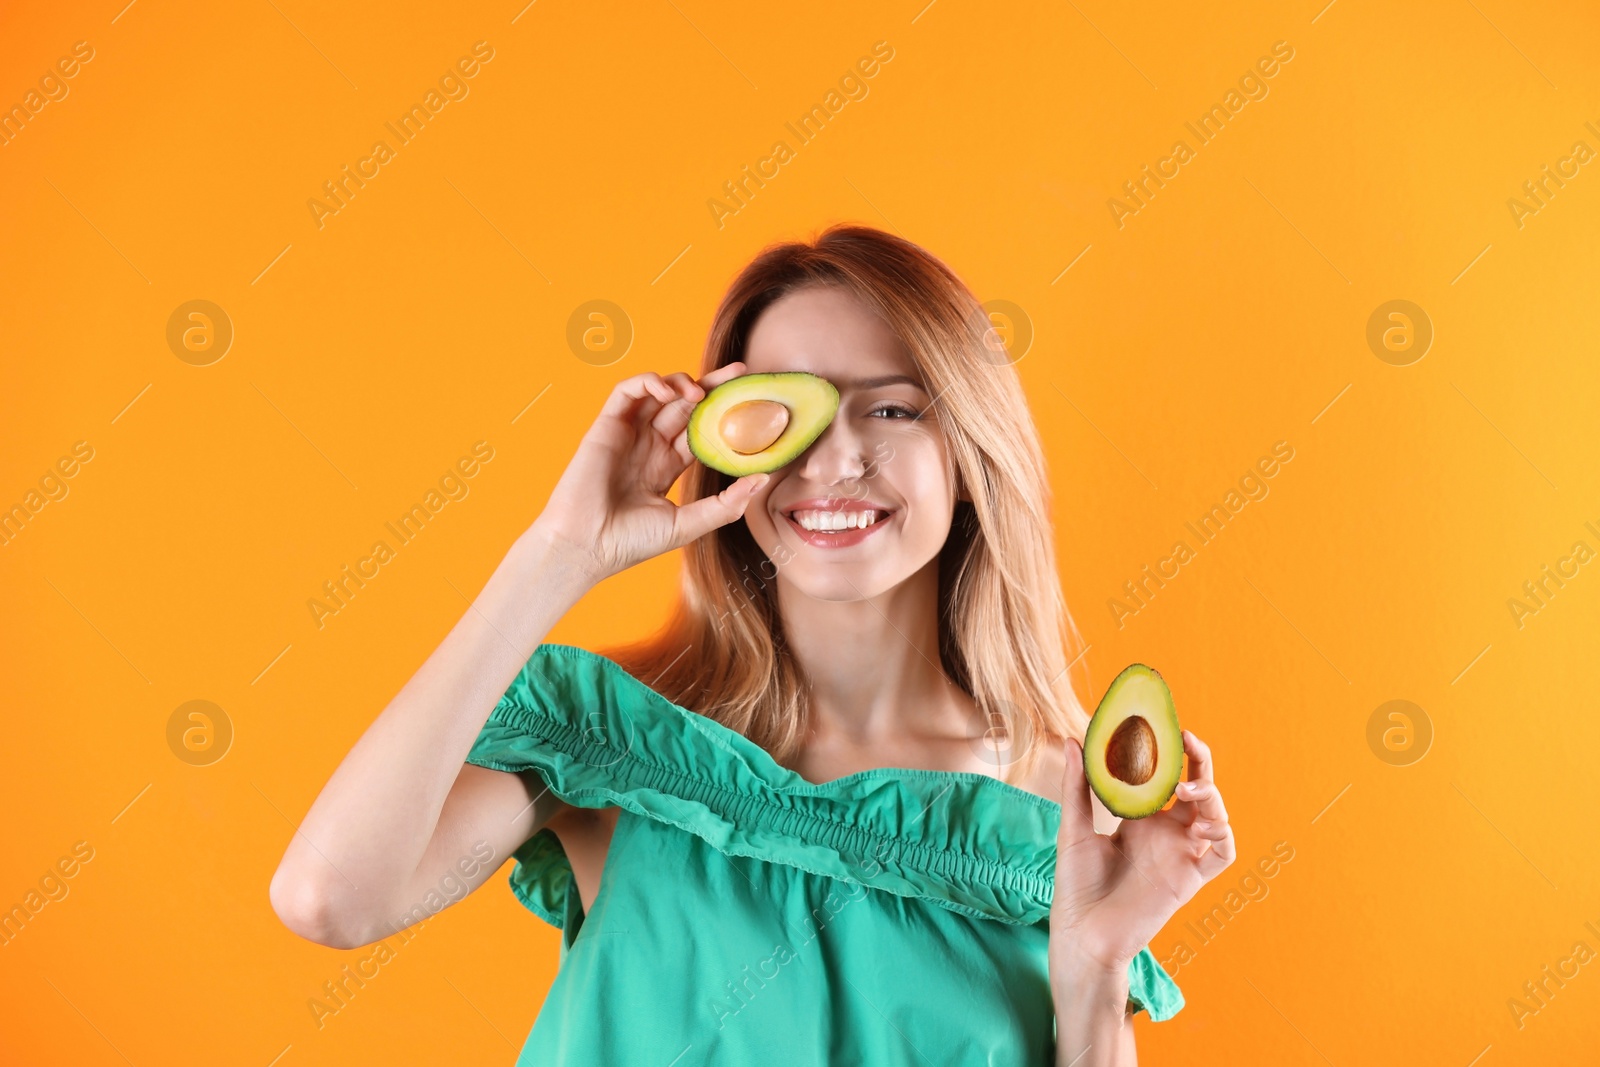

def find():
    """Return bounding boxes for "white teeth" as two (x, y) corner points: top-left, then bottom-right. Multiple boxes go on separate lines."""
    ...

(791, 508), (882, 532)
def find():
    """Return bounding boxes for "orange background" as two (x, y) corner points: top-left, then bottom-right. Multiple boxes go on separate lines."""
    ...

(3, 0), (1597, 1063)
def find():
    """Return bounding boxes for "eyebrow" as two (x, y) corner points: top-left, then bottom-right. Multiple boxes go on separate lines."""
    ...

(831, 374), (929, 393)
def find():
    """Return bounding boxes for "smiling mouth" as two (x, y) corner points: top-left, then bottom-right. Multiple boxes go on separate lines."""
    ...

(785, 507), (891, 532)
(780, 505), (896, 547)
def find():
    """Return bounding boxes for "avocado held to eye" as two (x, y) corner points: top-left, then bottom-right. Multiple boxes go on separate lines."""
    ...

(1082, 664), (1183, 819)
(687, 372), (840, 476)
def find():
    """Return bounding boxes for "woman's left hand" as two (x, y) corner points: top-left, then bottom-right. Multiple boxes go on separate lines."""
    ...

(1049, 730), (1236, 975)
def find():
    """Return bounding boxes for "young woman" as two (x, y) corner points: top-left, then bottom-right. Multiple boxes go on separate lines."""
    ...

(270, 225), (1236, 1065)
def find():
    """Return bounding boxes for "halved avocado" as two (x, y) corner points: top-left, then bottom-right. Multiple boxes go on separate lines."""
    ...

(687, 372), (840, 476)
(1082, 664), (1183, 819)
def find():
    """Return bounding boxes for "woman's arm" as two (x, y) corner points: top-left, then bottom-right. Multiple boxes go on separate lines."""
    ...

(1051, 731), (1237, 1065)
(268, 365), (767, 950)
(1051, 952), (1137, 1066)
(268, 526), (598, 948)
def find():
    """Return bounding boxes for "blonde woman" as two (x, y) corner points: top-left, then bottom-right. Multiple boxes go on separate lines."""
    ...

(270, 225), (1237, 1065)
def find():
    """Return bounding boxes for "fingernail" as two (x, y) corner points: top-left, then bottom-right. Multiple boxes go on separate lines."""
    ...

(1194, 821), (1211, 832)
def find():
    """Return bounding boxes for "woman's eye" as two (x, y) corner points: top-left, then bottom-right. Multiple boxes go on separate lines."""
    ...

(868, 405), (919, 420)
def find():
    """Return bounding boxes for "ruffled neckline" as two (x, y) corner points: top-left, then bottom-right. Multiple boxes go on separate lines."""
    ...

(564, 643), (1064, 807)
(468, 642), (1065, 927)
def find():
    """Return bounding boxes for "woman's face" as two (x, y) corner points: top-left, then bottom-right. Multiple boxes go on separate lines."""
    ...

(737, 285), (962, 601)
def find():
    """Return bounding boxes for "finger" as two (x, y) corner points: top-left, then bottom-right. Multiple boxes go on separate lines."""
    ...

(1175, 779), (1229, 827)
(634, 374), (696, 440)
(631, 393), (667, 436)
(671, 425), (695, 468)
(671, 472), (769, 545)
(698, 361), (747, 391)
(1197, 822), (1237, 880)
(625, 398), (673, 459)
(599, 372), (675, 422)
(651, 373), (704, 441)
(1057, 737), (1097, 847)
(593, 378), (671, 449)
(1184, 730), (1214, 783)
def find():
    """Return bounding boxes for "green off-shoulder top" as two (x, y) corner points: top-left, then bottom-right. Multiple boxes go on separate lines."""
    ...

(465, 643), (1183, 1065)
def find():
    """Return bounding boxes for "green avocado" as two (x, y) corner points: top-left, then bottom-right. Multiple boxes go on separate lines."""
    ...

(687, 372), (840, 476)
(1082, 664), (1183, 819)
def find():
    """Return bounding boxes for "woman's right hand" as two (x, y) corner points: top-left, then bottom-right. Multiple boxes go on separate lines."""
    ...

(272, 366), (771, 949)
(532, 362), (769, 585)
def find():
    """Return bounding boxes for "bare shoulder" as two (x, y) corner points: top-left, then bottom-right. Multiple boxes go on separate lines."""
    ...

(1012, 733), (1070, 804)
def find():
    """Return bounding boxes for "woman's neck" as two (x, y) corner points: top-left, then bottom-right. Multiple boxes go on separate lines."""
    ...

(777, 561), (974, 749)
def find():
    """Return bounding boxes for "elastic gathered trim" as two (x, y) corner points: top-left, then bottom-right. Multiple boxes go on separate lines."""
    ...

(486, 696), (1056, 904)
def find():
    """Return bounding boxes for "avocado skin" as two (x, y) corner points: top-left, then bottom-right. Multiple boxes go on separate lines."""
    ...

(1081, 663), (1184, 819)
(687, 372), (840, 476)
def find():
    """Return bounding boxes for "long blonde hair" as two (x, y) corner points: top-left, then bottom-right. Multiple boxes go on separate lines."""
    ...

(600, 224), (1090, 787)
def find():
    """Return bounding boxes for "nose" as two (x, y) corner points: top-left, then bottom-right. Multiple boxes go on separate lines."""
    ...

(795, 410), (868, 489)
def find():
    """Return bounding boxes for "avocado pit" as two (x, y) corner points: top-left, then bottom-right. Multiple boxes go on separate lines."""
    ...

(1105, 715), (1157, 786)
(719, 399), (790, 455)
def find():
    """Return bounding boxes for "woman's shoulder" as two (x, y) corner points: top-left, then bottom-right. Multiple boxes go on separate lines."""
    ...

(1006, 732), (1069, 804)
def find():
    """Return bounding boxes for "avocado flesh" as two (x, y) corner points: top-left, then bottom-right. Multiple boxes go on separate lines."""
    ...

(687, 372), (840, 476)
(1082, 664), (1183, 819)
